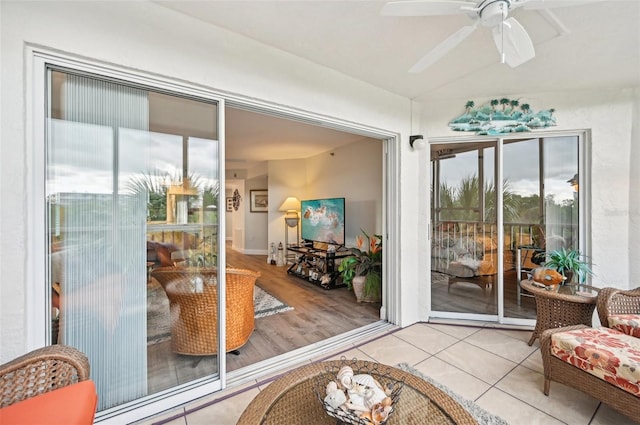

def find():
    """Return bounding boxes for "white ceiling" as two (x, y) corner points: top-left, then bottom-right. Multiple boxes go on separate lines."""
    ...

(225, 106), (373, 171)
(157, 0), (640, 101)
(154, 0), (640, 170)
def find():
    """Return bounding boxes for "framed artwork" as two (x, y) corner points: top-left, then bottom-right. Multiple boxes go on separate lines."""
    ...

(226, 197), (233, 212)
(250, 190), (268, 212)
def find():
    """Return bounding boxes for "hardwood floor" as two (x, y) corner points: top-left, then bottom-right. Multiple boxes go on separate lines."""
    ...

(430, 270), (537, 318)
(146, 243), (380, 393)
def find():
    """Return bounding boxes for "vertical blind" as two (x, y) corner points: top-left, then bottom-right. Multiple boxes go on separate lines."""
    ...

(50, 72), (149, 410)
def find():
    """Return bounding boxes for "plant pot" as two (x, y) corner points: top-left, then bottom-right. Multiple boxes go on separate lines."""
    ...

(352, 276), (379, 303)
(563, 270), (574, 284)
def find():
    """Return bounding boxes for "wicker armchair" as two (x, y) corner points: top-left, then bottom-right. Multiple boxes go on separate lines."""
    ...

(150, 267), (260, 356)
(597, 286), (640, 328)
(0, 344), (90, 408)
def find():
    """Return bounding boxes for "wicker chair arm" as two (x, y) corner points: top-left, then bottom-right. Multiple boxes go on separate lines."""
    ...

(596, 287), (640, 328)
(0, 344), (90, 408)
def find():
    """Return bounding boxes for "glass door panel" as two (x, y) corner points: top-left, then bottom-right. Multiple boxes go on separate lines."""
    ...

(502, 136), (579, 320)
(430, 142), (498, 316)
(47, 70), (220, 411)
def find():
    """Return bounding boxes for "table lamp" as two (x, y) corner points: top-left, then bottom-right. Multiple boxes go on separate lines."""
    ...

(279, 197), (301, 257)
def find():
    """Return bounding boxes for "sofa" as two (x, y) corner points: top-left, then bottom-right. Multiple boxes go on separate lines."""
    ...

(540, 287), (640, 422)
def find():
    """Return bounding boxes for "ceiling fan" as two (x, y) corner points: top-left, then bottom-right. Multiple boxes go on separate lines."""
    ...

(381, 0), (602, 72)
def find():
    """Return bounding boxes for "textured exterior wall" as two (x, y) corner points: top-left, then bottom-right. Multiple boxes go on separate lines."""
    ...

(420, 88), (640, 290)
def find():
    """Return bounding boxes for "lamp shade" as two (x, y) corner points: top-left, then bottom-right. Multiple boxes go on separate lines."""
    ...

(279, 197), (301, 213)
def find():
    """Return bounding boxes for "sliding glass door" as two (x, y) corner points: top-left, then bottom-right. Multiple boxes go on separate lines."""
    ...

(430, 134), (586, 322)
(502, 136), (580, 320)
(430, 141), (499, 317)
(46, 69), (222, 412)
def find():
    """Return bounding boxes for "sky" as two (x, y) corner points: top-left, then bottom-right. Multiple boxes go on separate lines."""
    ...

(48, 119), (219, 197)
(437, 136), (579, 203)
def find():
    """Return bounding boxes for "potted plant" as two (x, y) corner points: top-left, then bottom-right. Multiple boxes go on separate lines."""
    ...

(338, 230), (382, 302)
(544, 248), (593, 284)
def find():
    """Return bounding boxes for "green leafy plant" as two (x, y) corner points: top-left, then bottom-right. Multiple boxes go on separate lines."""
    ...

(338, 230), (382, 298)
(545, 248), (594, 283)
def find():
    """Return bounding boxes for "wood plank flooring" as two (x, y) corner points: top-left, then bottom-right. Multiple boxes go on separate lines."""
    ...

(146, 243), (380, 393)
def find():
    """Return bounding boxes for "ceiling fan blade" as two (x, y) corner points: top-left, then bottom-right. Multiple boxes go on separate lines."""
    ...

(492, 17), (535, 67)
(381, 0), (477, 16)
(410, 23), (478, 72)
(518, 0), (606, 10)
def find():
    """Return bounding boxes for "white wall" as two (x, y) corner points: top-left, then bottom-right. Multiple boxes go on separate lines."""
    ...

(243, 175), (268, 253)
(266, 138), (384, 251)
(267, 158), (308, 251)
(419, 87), (640, 290)
(305, 138), (384, 246)
(0, 1), (417, 362)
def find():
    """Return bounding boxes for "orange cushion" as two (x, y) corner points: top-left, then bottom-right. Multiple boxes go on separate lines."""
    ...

(0, 380), (97, 425)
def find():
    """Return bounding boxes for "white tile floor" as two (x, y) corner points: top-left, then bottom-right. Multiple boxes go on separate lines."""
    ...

(135, 323), (636, 425)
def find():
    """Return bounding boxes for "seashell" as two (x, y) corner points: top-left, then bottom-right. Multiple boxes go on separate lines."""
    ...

(352, 374), (383, 389)
(351, 374), (387, 405)
(371, 403), (393, 424)
(324, 388), (347, 409)
(326, 381), (338, 395)
(380, 396), (392, 407)
(337, 365), (354, 389)
(360, 411), (374, 425)
(344, 398), (370, 413)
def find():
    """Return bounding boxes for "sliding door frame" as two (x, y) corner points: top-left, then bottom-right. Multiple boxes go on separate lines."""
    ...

(26, 46), (401, 423)
(427, 130), (591, 326)
(29, 48), (227, 423)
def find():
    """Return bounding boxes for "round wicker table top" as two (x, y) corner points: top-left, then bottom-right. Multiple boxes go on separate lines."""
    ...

(520, 279), (599, 346)
(236, 359), (477, 425)
(520, 279), (599, 302)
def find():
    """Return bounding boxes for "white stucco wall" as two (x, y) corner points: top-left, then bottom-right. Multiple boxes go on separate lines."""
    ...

(0, 1), (423, 362)
(420, 88), (640, 290)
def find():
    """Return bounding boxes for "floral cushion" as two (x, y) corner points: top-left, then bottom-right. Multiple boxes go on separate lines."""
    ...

(608, 314), (640, 338)
(550, 327), (640, 397)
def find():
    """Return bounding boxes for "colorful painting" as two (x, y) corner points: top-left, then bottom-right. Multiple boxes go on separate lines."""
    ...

(300, 198), (345, 245)
(449, 98), (556, 135)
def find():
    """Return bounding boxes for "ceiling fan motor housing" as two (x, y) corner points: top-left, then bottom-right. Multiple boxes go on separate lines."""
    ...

(478, 0), (510, 27)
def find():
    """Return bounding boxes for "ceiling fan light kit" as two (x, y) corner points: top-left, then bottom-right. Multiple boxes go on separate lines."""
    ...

(382, 0), (600, 71)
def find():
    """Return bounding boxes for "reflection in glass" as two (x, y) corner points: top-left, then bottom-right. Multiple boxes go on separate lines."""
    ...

(430, 136), (582, 322)
(431, 142), (498, 316)
(47, 70), (219, 412)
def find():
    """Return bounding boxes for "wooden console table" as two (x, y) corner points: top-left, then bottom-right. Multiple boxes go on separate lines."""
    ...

(520, 279), (599, 346)
(286, 245), (352, 289)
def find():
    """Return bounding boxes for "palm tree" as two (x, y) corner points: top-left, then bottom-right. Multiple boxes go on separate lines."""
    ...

(125, 169), (171, 221)
(124, 170), (220, 222)
(465, 100), (475, 113)
(521, 103), (531, 114)
(509, 99), (519, 113)
(500, 98), (510, 111)
(437, 174), (520, 223)
(490, 99), (499, 111)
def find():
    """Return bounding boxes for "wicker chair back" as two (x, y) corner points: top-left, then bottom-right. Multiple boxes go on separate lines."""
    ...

(150, 267), (260, 355)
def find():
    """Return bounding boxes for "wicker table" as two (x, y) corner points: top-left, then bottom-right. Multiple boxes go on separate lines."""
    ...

(236, 360), (476, 424)
(520, 279), (599, 346)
